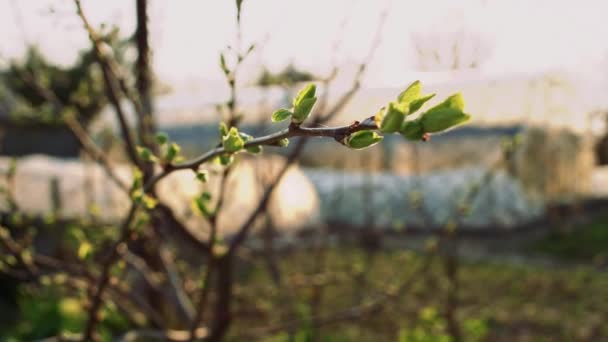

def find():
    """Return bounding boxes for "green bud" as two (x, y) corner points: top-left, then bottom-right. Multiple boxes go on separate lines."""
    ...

(217, 153), (234, 166)
(293, 84), (317, 108)
(245, 145), (263, 154)
(155, 132), (169, 145)
(131, 188), (144, 204)
(397, 80), (421, 105)
(400, 120), (424, 141)
(420, 108), (471, 133)
(195, 170), (209, 183)
(346, 130), (384, 149)
(222, 127), (245, 153)
(219, 122), (229, 137)
(379, 102), (405, 133)
(220, 53), (230, 76)
(276, 138), (289, 147)
(373, 106), (386, 128)
(408, 93), (436, 114)
(272, 108), (292, 122)
(142, 194), (158, 209)
(131, 169), (143, 193)
(78, 241), (93, 260)
(194, 192), (213, 217)
(165, 142), (181, 163)
(292, 97), (317, 124)
(137, 146), (157, 163)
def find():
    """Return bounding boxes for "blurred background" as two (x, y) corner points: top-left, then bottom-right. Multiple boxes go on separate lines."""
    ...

(2, 0), (608, 341)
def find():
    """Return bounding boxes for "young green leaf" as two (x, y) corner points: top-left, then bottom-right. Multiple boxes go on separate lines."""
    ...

(165, 142), (181, 163)
(397, 80), (421, 105)
(379, 102), (405, 133)
(293, 84), (317, 108)
(400, 120), (424, 141)
(219, 122), (229, 137)
(346, 130), (384, 149)
(194, 192), (213, 217)
(420, 108), (471, 133)
(292, 97), (317, 123)
(373, 106), (387, 128)
(272, 108), (292, 122)
(427, 93), (465, 113)
(408, 93), (436, 114)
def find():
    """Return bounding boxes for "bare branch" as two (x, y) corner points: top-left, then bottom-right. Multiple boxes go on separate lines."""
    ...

(74, 0), (141, 168)
(82, 204), (139, 341)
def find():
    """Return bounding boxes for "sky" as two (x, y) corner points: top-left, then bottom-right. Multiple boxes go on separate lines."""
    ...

(1, 0), (608, 89)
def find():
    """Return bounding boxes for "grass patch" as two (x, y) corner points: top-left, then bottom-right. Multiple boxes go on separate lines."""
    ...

(530, 216), (608, 262)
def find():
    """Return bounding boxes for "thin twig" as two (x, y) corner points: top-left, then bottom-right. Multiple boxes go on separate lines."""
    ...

(82, 204), (139, 341)
(74, 0), (141, 168)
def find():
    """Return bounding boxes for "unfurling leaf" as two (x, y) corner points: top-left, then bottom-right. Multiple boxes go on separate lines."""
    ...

(137, 146), (157, 163)
(397, 80), (421, 105)
(272, 108), (292, 122)
(219, 122), (229, 137)
(379, 102), (405, 133)
(292, 97), (317, 123)
(373, 106), (386, 127)
(408, 93), (436, 114)
(293, 84), (317, 108)
(195, 170), (209, 183)
(222, 127), (245, 153)
(194, 192), (213, 217)
(346, 130), (384, 149)
(131, 169), (143, 193)
(155, 132), (169, 145)
(427, 93), (465, 113)
(400, 120), (424, 141)
(420, 108), (471, 133)
(165, 142), (181, 163)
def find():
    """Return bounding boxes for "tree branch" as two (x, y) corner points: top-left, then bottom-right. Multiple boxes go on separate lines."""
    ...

(74, 0), (142, 168)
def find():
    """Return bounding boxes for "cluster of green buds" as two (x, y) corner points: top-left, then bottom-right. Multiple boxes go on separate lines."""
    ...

(130, 168), (157, 209)
(136, 132), (184, 167)
(375, 80), (471, 143)
(271, 84), (317, 125)
(344, 80), (471, 149)
(216, 122), (264, 166)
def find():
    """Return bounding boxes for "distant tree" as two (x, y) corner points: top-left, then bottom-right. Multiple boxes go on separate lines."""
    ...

(257, 63), (318, 87)
(1, 28), (129, 127)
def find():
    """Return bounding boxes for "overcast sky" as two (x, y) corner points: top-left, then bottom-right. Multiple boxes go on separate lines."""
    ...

(1, 0), (608, 88)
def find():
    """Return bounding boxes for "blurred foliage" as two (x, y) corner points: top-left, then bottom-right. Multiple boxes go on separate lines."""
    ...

(257, 64), (318, 87)
(227, 247), (608, 341)
(0, 28), (130, 127)
(0, 284), (128, 341)
(531, 216), (608, 263)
